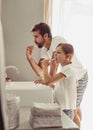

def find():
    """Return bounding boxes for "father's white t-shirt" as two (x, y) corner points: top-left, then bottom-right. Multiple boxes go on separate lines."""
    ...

(40, 36), (86, 80)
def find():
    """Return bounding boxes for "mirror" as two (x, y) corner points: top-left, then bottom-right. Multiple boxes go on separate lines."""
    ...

(1, 0), (44, 81)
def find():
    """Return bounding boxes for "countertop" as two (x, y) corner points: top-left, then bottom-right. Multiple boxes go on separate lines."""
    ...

(15, 107), (79, 130)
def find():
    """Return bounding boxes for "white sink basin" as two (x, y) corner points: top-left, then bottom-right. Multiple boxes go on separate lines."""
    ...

(6, 82), (53, 107)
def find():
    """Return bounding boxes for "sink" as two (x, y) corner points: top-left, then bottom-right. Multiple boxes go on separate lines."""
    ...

(6, 81), (53, 107)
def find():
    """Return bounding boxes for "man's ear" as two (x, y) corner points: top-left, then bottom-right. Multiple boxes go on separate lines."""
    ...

(44, 33), (48, 39)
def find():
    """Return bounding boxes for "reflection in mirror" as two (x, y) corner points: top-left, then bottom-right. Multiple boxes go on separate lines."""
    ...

(1, 0), (44, 81)
(1, 1), (54, 129)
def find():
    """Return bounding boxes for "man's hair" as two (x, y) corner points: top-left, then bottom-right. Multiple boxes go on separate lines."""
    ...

(57, 43), (74, 55)
(31, 22), (52, 38)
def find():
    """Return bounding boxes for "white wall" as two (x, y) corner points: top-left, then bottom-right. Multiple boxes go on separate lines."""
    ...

(1, 0), (44, 81)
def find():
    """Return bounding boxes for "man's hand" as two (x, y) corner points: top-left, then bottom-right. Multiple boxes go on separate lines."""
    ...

(34, 79), (55, 89)
(34, 79), (45, 84)
(26, 45), (34, 61)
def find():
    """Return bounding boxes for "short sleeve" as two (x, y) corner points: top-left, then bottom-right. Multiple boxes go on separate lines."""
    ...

(61, 65), (73, 78)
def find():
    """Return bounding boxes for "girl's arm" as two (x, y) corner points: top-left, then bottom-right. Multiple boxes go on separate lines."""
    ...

(46, 72), (66, 86)
(34, 59), (66, 89)
(50, 51), (58, 76)
(42, 59), (51, 82)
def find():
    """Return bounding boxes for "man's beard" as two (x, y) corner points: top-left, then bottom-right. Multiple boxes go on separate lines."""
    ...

(35, 41), (45, 48)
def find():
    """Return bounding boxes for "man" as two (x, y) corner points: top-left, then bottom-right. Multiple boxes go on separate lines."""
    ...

(26, 23), (66, 78)
(26, 22), (88, 126)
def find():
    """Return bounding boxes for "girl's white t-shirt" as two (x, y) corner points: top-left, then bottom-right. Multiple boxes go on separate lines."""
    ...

(53, 64), (77, 110)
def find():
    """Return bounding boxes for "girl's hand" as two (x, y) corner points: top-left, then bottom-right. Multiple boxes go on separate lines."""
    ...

(42, 59), (50, 67)
(39, 59), (50, 69)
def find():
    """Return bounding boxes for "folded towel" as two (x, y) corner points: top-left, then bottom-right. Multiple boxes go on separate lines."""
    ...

(30, 115), (62, 128)
(31, 102), (61, 116)
(29, 103), (62, 128)
(7, 94), (20, 129)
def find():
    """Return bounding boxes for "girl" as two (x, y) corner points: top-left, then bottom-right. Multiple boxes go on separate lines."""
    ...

(35, 43), (77, 120)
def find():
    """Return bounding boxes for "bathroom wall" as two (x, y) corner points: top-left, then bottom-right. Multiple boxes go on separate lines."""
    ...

(1, 0), (44, 81)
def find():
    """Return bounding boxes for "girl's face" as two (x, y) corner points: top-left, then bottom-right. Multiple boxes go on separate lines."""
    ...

(55, 46), (67, 66)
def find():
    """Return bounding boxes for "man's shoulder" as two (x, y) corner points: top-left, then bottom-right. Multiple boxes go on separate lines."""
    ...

(52, 36), (67, 43)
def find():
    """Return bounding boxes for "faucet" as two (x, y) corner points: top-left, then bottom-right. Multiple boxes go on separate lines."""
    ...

(5, 65), (19, 79)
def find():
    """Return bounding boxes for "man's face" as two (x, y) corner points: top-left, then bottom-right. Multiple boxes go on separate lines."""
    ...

(33, 30), (45, 48)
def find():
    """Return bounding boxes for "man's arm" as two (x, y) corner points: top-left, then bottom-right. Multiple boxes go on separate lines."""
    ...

(34, 59), (55, 89)
(26, 46), (43, 77)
